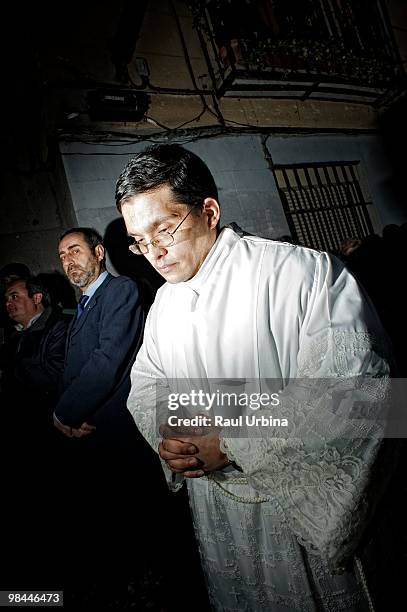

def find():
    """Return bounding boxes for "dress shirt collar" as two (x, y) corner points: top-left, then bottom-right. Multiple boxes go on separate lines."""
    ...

(82, 270), (109, 301)
(14, 310), (43, 332)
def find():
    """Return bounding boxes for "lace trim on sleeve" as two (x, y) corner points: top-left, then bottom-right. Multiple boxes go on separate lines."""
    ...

(218, 329), (392, 569)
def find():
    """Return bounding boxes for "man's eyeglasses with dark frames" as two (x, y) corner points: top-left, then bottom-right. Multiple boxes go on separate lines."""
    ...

(128, 205), (199, 255)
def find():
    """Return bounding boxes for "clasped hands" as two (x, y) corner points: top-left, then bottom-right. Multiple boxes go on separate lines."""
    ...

(158, 423), (230, 478)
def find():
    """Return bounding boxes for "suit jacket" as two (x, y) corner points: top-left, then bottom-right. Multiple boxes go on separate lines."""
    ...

(55, 273), (144, 434)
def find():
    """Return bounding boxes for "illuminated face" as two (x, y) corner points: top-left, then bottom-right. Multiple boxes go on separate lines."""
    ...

(5, 280), (42, 328)
(58, 232), (104, 291)
(121, 184), (220, 284)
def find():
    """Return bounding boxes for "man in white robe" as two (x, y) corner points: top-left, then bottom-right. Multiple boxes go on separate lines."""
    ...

(116, 144), (394, 611)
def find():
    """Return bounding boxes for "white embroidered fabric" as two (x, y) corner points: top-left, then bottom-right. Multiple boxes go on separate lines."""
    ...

(127, 228), (392, 611)
(220, 330), (391, 569)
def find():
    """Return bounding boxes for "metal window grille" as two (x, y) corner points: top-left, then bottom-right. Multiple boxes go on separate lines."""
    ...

(274, 161), (374, 252)
(195, 0), (402, 104)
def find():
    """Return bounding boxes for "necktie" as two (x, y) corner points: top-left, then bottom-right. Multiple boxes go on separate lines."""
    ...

(76, 294), (89, 319)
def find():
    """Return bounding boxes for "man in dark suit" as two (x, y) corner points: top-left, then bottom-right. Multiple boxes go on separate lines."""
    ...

(54, 227), (166, 602)
(54, 226), (143, 440)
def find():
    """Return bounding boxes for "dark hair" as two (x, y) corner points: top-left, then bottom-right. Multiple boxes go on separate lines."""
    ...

(59, 227), (106, 267)
(115, 144), (219, 212)
(7, 276), (51, 307)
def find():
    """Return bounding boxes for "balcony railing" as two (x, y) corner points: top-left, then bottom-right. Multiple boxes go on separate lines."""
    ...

(191, 0), (405, 105)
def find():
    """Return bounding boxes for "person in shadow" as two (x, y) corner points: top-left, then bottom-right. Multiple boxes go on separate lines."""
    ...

(104, 217), (164, 314)
(339, 227), (406, 377)
(1, 275), (68, 590)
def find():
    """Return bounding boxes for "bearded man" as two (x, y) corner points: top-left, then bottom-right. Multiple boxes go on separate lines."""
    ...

(54, 227), (165, 596)
(55, 226), (144, 438)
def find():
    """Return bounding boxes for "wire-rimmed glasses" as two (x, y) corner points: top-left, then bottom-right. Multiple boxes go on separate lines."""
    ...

(128, 205), (198, 255)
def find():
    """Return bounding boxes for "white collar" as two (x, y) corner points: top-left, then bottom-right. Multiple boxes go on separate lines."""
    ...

(15, 310), (43, 332)
(176, 227), (240, 296)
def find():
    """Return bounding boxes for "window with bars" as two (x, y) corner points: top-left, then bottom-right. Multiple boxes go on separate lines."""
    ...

(274, 161), (375, 252)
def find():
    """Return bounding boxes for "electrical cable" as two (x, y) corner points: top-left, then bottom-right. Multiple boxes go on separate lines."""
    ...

(144, 115), (172, 130)
(168, 0), (220, 123)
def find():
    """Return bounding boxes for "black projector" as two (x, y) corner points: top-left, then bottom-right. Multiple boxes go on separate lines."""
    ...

(87, 89), (150, 122)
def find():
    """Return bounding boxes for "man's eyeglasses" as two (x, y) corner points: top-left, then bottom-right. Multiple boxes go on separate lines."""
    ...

(128, 205), (199, 255)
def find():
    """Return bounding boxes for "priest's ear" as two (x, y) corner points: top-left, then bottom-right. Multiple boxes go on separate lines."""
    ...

(203, 198), (220, 230)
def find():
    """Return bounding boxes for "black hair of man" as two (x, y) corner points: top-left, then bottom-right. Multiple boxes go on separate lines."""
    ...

(115, 144), (219, 213)
(7, 276), (51, 308)
(59, 227), (106, 268)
